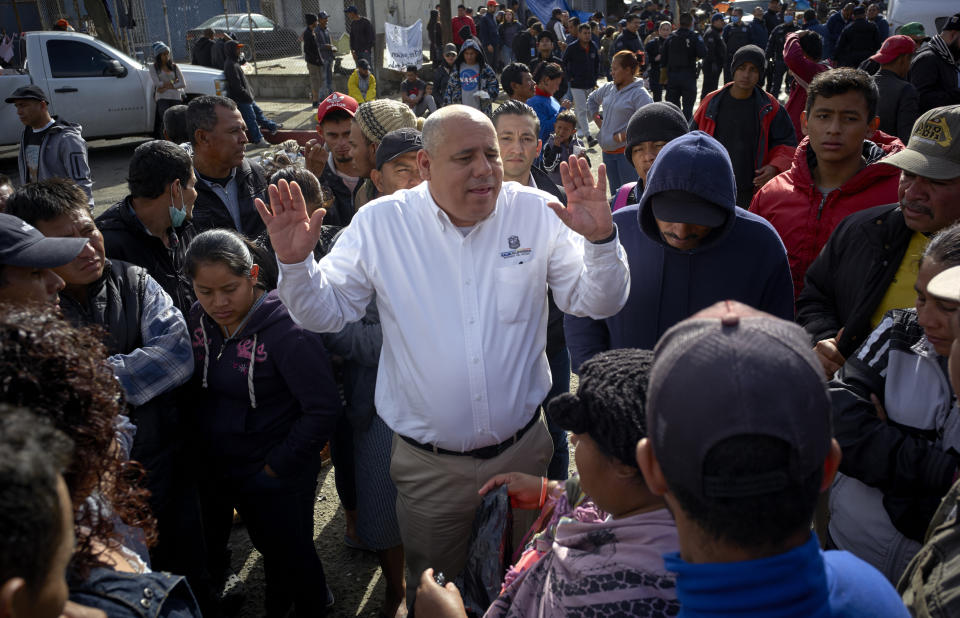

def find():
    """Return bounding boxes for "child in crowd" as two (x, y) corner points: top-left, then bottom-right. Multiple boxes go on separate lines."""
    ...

(420, 82), (438, 116)
(541, 109), (586, 185)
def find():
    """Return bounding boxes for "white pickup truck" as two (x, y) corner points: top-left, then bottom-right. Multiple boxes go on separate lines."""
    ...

(0, 31), (227, 146)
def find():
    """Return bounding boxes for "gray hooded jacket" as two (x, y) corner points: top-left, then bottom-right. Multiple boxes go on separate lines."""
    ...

(18, 118), (93, 207)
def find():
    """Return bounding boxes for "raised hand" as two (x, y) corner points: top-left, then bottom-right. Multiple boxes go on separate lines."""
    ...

(548, 155), (614, 242)
(254, 179), (325, 265)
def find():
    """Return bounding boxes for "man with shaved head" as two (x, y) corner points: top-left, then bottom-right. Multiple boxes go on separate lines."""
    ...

(257, 103), (629, 607)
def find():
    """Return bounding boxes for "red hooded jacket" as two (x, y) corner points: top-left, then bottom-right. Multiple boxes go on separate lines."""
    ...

(750, 133), (904, 299)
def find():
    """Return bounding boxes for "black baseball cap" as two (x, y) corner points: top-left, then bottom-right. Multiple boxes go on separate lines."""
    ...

(5, 85), (48, 104)
(375, 128), (422, 170)
(0, 213), (88, 268)
(651, 189), (728, 227)
(647, 301), (832, 500)
(944, 13), (960, 32)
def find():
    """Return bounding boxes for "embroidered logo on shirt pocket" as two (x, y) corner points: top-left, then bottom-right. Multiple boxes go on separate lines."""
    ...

(495, 264), (534, 323)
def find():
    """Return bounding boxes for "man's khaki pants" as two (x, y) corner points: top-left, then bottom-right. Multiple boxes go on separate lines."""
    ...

(390, 414), (554, 607)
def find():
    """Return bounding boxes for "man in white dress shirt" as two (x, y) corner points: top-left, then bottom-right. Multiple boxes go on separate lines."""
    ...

(256, 104), (629, 605)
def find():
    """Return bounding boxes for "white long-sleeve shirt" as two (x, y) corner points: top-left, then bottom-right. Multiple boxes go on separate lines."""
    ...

(277, 180), (629, 451)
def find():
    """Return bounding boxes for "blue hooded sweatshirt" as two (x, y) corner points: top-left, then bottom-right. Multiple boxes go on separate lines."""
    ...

(663, 532), (909, 617)
(189, 290), (341, 480)
(564, 131), (794, 370)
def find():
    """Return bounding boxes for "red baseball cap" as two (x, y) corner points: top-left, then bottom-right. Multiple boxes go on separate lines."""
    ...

(486, 0), (497, 6)
(316, 92), (359, 125)
(869, 35), (915, 65)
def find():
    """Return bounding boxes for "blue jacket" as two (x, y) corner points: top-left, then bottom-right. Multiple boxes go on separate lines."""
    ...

(477, 12), (499, 50)
(527, 92), (563, 145)
(750, 19), (769, 49)
(825, 11), (848, 57)
(664, 532), (910, 617)
(564, 131), (794, 370)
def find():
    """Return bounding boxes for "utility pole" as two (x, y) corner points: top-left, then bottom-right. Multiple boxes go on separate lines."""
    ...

(439, 0), (451, 46)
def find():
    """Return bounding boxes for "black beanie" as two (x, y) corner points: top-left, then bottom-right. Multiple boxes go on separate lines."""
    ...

(731, 44), (766, 75)
(625, 101), (689, 160)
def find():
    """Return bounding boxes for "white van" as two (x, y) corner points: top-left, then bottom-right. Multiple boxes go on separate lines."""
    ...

(886, 0), (955, 38)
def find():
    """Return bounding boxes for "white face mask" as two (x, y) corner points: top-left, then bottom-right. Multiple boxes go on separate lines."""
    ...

(169, 180), (187, 227)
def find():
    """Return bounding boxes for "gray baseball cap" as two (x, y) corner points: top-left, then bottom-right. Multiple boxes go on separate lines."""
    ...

(883, 105), (960, 181)
(647, 301), (832, 499)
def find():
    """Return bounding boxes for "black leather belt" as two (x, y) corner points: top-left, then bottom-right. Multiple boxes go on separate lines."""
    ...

(400, 412), (540, 460)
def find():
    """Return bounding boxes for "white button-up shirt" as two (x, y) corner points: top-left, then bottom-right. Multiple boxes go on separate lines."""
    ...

(277, 180), (629, 451)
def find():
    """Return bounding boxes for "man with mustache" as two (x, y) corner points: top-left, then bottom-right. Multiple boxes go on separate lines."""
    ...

(257, 104), (629, 609)
(909, 12), (960, 113)
(304, 92), (361, 227)
(798, 105), (960, 377)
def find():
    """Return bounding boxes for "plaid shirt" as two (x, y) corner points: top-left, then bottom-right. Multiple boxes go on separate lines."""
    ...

(106, 275), (193, 406)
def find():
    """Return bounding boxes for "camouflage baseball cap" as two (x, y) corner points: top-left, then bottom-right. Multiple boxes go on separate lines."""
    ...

(883, 105), (960, 180)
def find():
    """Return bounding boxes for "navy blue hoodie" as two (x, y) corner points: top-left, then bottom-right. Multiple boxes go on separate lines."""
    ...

(189, 290), (340, 479)
(564, 131), (795, 370)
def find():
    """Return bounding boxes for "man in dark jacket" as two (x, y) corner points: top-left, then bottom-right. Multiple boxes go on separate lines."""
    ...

(701, 13), (726, 101)
(491, 100), (572, 480)
(187, 95), (269, 238)
(477, 0), (500, 68)
(871, 35), (919, 142)
(303, 14), (324, 108)
(223, 40), (279, 146)
(765, 12), (799, 97)
(346, 5), (375, 67)
(692, 45), (798, 208)
(191, 28), (216, 67)
(763, 0), (783, 34)
(798, 104), (960, 377)
(825, 3), (853, 60)
(722, 8), (752, 82)
(513, 18), (538, 66)
(909, 13), (960, 113)
(562, 23), (600, 145)
(645, 21), (672, 102)
(564, 130), (794, 370)
(662, 13), (706, 120)
(96, 140), (197, 314)
(613, 13), (643, 55)
(834, 5), (881, 68)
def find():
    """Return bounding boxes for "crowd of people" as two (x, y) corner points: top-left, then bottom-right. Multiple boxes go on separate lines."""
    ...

(4, 1), (960, 617)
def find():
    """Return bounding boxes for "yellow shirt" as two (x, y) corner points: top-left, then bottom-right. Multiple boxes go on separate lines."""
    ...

(870, 232), (927, 328)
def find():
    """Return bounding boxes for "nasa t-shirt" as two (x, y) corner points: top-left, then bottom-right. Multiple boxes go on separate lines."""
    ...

(459, 62), (480, 109)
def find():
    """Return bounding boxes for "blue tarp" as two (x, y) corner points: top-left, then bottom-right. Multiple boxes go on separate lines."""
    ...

(526, 0), (603, 30)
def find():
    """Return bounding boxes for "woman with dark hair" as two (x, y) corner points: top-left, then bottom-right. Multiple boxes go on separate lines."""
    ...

(149, 41), (186, 136)
(587, 49), (653, 192)
(184, 228), (341, 617)
(415, 348), (680, 616)
(829, 222), (960, 583)
(0, 305), (202, 616)
(428, 9), (443, 65)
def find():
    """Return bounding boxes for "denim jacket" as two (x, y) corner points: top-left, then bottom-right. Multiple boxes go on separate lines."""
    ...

(70, 568), (202, 618)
